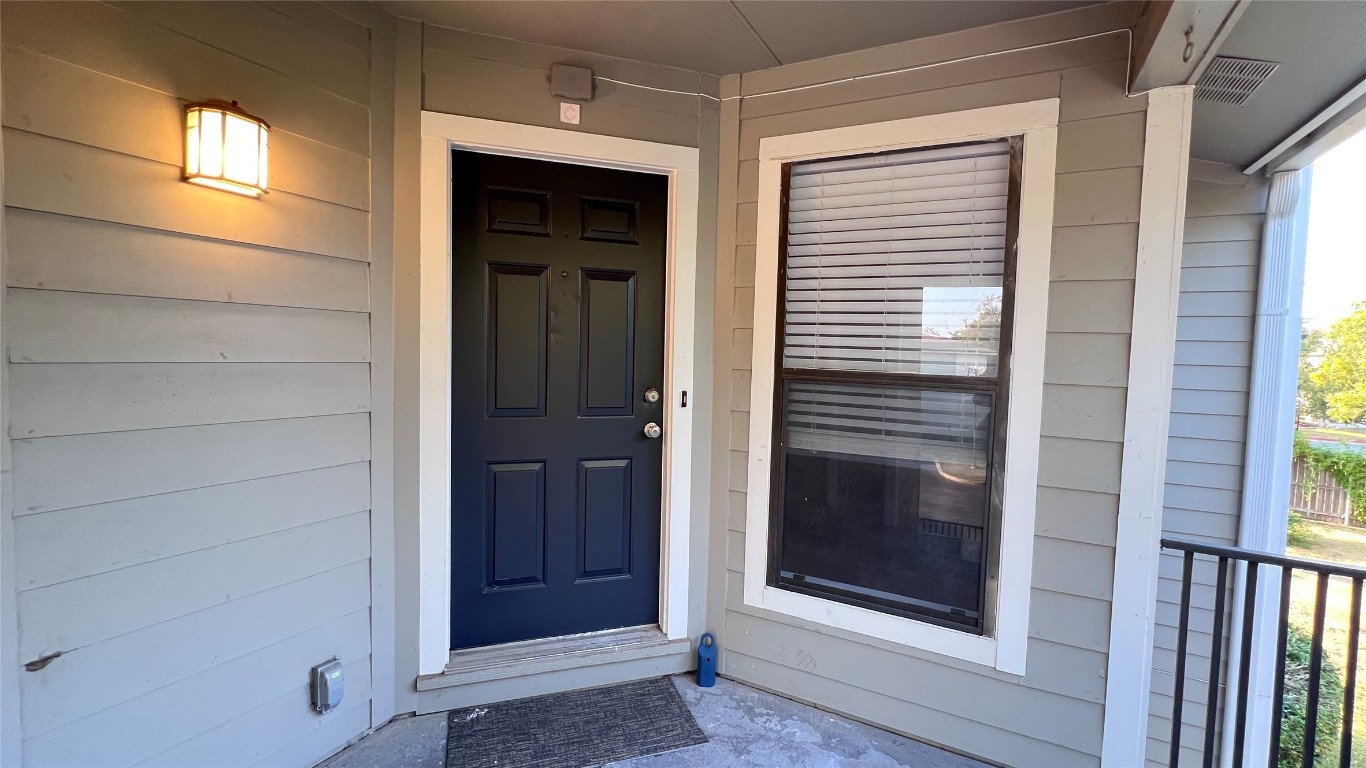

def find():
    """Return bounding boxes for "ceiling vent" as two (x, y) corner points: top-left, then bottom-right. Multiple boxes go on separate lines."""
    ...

(1195, 56), (1280, 107)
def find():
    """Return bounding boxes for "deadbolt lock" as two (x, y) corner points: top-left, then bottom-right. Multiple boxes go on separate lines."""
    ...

(643, 388), (660, 404)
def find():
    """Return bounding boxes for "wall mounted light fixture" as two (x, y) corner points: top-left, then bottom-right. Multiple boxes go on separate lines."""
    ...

(184, 100), (269, 197)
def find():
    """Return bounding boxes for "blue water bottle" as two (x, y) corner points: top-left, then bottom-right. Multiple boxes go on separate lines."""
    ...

(697, 633), (717, 687)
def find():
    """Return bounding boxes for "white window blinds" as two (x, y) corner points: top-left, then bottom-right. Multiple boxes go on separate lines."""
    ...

(785, 381), (991, 466)
(783, 139), (1011, 377)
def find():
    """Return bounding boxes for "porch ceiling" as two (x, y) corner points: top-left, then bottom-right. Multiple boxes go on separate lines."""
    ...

(379, 0), (1098, 75)
(1191, 0), (1366, 168)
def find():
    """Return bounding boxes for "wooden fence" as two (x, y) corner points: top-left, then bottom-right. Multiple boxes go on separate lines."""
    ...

(1290, 457), (1362, 526)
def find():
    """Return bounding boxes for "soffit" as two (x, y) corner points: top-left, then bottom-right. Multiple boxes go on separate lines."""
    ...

(731, 0), (1096, 66)
(379, 0), (1098, 76)
(1191, 0), (1366, 167)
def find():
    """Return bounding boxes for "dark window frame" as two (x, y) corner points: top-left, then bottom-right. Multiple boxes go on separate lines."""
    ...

(765, 137), (1025, 636)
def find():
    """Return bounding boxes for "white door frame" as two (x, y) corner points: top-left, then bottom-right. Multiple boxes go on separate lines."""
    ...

(416, 112), (701, 676)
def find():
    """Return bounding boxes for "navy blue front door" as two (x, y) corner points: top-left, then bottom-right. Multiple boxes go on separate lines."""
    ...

(449, 150), (668, 650)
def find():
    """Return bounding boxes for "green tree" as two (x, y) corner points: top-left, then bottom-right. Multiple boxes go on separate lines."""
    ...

(1299, 328), (1330, 423)
(953, 294), (1002, 349)
(1312, 303), (1366, 423)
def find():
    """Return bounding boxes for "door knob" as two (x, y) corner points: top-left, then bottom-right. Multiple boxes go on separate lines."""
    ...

(643, 422), (662, 439)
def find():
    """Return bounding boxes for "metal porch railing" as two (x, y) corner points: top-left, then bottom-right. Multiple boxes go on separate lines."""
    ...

(1162, 538), (1365, 768)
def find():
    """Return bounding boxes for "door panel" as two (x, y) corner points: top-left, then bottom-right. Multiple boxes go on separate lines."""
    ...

(580, 270), (636, 416)
(580, 198), (638, 243)
(486, 462), (546, 589)
(579, 458), (633, 579)
(486, 188), (552, 236)
(487, 264), (547, 417)
(450, 150), (668, 650)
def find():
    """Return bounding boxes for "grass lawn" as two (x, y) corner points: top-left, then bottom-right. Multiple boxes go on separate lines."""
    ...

(1288, 519), (1366, 766)
(1300, 426), (1366, 443)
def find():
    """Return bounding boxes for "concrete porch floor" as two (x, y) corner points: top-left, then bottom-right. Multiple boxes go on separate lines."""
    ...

(318, 675), (989, 768)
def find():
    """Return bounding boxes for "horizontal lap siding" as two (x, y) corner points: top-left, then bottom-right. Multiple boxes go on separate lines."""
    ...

(2, 3), (375, 766)
(1146, 173), (1268, 767)
(713, 6), (1138, 763)
(421, 24), (718, 148)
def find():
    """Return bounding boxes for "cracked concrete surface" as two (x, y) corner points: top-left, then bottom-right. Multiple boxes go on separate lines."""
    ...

(317, 676), (989, 768)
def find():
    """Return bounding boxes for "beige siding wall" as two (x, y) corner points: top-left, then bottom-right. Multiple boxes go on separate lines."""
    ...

(1146, 169), (1269, 766)
(421, 25), (720, 148)
(710, 5), (1145, 765)
(2, 2), (377, 765)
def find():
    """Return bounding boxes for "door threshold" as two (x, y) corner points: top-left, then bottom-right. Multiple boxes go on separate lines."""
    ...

(417, 625), (688, 691)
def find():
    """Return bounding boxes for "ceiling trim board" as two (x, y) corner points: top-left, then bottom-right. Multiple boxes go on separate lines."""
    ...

(725, 1), (782, 68)
(1185, 0), (1251, 85)
(1128, 0), (1246, 93)
(736, 1), (1127, 97)
(1189, 158), (1258, 187)
(1259, 91), (1366, 175)
(386, 0), (778, 75)
(1244, 73), (1366, 175)
(380, 1), (1105, 78)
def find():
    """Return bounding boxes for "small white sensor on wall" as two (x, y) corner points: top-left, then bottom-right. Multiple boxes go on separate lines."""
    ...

(183, 100), (269, 197)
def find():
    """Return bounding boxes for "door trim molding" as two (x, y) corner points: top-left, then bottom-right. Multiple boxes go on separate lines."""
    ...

(417, 112), (701, 676)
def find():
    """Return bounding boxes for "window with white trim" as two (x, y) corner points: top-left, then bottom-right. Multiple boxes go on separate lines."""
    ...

(769, 139), (1019, 635)
(744, 101), (1057, 672)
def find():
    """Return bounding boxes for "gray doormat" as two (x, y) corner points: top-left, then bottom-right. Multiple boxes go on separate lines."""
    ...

(445, 676), (707, 768)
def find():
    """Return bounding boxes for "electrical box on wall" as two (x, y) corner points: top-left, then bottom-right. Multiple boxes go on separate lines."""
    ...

(310, 658), (344, 713)
(550, 63), (593, 101)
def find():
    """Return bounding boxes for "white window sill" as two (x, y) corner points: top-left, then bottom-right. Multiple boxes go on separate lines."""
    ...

(742, 582), (1017, 673)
